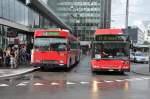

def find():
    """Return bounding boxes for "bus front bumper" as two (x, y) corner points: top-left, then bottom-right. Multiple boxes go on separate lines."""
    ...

(92, 68), (130, 72)
(31, 63), (67, 68)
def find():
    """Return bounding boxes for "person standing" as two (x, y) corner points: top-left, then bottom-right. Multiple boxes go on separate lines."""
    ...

(10, 47), (15, 69)
(5, 47), (11, 67)
(14, 47), (19, 68)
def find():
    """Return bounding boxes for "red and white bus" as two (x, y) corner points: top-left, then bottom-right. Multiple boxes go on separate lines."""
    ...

(31, 29), (80, 69)
(91, 29), (130, 73)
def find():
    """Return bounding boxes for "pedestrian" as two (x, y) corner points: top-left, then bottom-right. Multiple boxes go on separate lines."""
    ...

(10, 47), (16, 69)
(14, 47), (19, 68)
(4, 47), (11, 67)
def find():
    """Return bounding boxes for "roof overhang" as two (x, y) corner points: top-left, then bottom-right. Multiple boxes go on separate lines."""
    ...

(0, 18), (32, 32)
(25, 0), (72, 31)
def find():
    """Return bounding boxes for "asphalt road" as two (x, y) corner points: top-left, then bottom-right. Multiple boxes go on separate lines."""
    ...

(0, 55), (150, 99)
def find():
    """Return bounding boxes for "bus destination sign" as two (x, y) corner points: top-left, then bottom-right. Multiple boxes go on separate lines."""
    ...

(43, 32), (60, 36)
(95, 35), (127, 41)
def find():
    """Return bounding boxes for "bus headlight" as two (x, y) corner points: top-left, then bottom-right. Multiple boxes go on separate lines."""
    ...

(35, 60), (41, 63)
(59, 60), (64, 63)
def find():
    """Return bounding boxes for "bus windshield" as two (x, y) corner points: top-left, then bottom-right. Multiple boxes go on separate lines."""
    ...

(34, 37), (67, 51)
(92, 42), (129, 60)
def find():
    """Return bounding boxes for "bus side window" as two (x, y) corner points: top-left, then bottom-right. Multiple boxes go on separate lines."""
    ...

(68, 40), (71, 51)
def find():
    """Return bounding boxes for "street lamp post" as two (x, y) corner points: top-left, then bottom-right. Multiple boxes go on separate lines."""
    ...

(125, 0), (129, 28)
(149, 44), (150, 72)
(70, 5), (80, 38)
(74, 14), (80, 38)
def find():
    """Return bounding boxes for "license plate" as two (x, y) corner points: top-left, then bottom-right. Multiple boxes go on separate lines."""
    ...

(108, 69), (114, 71)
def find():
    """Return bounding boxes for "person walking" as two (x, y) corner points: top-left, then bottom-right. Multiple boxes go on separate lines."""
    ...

(20, 46), (26, 65)
(14, 47), (19, 68)
(10, 47), (15, 69)
(4, 47), (11, 67)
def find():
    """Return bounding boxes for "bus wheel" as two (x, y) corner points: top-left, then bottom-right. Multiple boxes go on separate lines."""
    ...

(119, 71), (124, 75)
(91, 68), (96, 73)
(76, 55), (80, 63)
(67, 59), (71, 68)
(40, 67), (46, 71)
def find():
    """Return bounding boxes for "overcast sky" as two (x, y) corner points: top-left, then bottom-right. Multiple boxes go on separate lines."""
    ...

(41, 0), (150, 28)
(111, 0), (150, 28)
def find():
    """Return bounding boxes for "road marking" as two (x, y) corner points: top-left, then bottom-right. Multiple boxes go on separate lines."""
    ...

(115, 80), (125, 82)
(142, 77), (150, 80)
(104, 80), (114, 83)
(21, 82), (29, 84)
(0, 84), (9, 87)
(134, 78), (143, 80)
(51, 82), (59, 85)
(66, 82), (76, 85)
(16, 83), (26, 86)
(80, 81), (90, 84)
(34, 83), (44, 86)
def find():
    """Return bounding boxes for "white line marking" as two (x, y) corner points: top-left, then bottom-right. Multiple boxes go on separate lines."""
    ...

(51, 82), (59, 85)
(134, 78), (143, 80)
(115, 80), (125, 82)
(0, 84), (9, 87)
(34, 83), (44, 86)
(104, 80), (114, 83)
(16, 83), (26, 86)
(142, 77), (150, 80)
(80, 82), (90, 84)
(21, 82), (29, 84)
(66, 82), (76, 85)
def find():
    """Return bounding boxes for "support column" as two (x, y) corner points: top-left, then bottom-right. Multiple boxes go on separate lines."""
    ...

(26, 34), (32, 44)
(26, 34), (33, 54)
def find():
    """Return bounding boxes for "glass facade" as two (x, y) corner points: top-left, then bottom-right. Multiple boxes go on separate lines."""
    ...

(48, 0), (110, 41)
(0, 0), (56, 48)
(0, 25), (8, 48)
(48, 0), (111, 41)
(0, 0), (37, 48)
(0, 0), (39, 27)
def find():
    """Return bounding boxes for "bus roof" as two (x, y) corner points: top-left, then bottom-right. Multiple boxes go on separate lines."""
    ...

(95, 29), (123, 35)
(34, 29), (77, 40)
(34, 29), (70, 37)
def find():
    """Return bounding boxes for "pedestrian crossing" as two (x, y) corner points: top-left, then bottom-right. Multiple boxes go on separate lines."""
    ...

(0, 77), (150, 87)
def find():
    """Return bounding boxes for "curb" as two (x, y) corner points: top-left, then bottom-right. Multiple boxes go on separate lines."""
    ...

(0, 67), (40, 79)
(131, 70), (150, 76)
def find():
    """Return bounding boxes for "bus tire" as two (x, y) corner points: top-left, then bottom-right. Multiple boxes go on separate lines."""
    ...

(76, 55), (80, 63)
(40, 67), (46, 71)
(67, 59), (71, 68)
(119, 71), (124, 75)
(91, 68), (96, 73)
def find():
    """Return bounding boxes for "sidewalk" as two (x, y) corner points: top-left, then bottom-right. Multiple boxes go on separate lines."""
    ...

(131, 63), (150, 76)
(0, 65), (39, 78)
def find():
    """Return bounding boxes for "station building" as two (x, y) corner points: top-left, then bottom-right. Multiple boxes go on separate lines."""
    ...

(0, 0), (70, 49)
